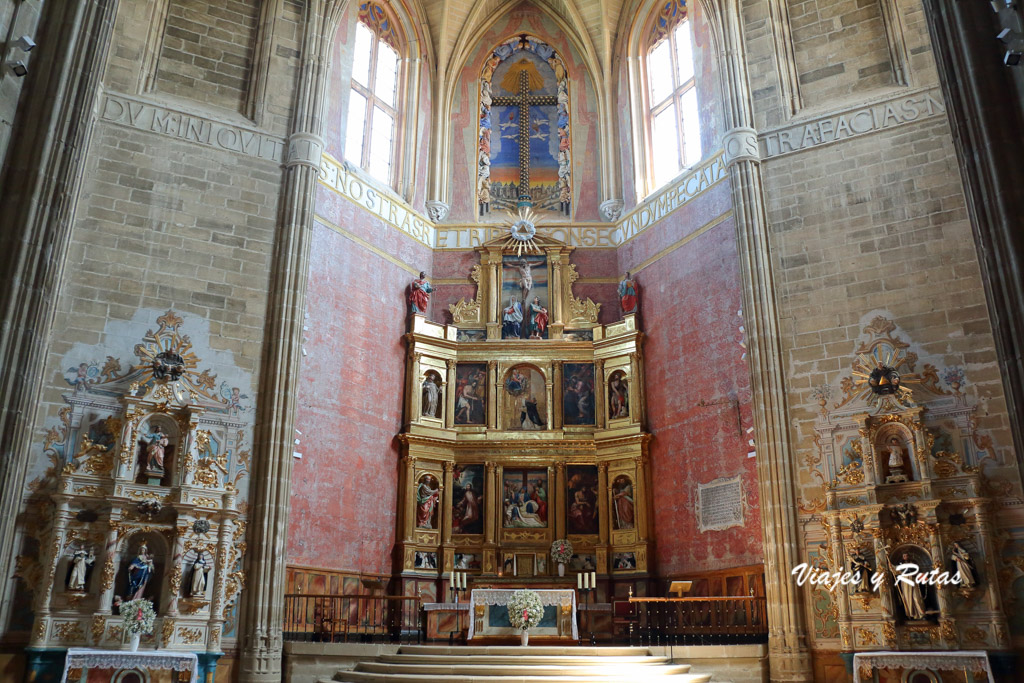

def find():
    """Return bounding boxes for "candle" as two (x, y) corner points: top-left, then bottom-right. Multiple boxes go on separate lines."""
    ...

(577, 573), (582, 589)
(583, 573), (589, 590)
(590, 571), (597, 589)
(450, 572), (455, 589)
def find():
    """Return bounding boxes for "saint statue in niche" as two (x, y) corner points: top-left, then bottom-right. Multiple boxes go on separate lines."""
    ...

(618, 272), (639, 315)
(502, 296), (523, 338)
(611, 475), (635, 530)
(528, 297), (548, 339)
(609, 373), (629, 419)
(421, 374), (441, 418)
(127, 543), (155, 600)
(190, 551), (210, 597)
(885, 547), (928, 620)
(416, 475), (440, 529)
(67, 547), (95, 592)
(950, 542), (976, 588)
(848, 548), (873, 594)
(885, 436), (909, 483)
(143, 427), (169, 475)
(409, 271), (433, 314)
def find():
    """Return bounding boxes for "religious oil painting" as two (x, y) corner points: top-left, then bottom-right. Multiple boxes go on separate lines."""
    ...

(454, 553), (481, 570)
(608, 370), (629, 420)
(611, 475), (636, 530)
(612, 552), (637, 571)
(562, 363), (596, 425)
(478, 35), (571, 216)
(501, 255), (549, 340)
(503, 365), (547, 430)
(566, 465), (599, 535)
(415, 474), (440, 529)
(414, 551), (438, 569)
(568, 554), (596, 571)
(452, 464), (485, 535)
(456, 328), (487, 342)
(454, 363), (487, 425)
(502, 469), (548, 528)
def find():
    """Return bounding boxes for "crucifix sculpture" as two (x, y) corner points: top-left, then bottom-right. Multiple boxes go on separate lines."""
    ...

(491, 37), (558, 207)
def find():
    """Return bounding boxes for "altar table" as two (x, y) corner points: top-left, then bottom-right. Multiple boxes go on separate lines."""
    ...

(852, 650), (994, 683)
(61, 648), (198, 683)
(468, 589), (578, 640)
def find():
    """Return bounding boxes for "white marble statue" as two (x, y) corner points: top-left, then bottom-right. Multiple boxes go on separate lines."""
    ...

(68, 548), (95, 592)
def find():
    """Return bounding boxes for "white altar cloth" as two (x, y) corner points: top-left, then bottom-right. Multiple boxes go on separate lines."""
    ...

(62, 648), (198, 683)
(852, 650), (993, 683)
(467, 589), (578, 640)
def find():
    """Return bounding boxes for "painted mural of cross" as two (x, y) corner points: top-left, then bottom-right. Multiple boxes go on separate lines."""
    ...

(492, 64), (557, 204)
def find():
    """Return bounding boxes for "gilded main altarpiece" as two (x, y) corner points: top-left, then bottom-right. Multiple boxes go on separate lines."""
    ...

(397, 234), (651, 594)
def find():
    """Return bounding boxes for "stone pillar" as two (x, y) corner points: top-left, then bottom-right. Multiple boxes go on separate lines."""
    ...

(597, 464), (610, 548)
(30, 494), (72, 647)
(927, 524), (953, 621)
(410, 352), (423, 423)
(484, 463), (497, 548)
(166, 532), (187, 616)
(595, 360), (606, 429)
(545, 363), (554, 429)
(554, 462), (566, 540)
(445, 360), (457, 429)
(0, 0), (120, 631)
(827, 514), (851, 643)
(717, 1), (812, 677)
(553, 362), (564, 430)
(402, 455), (417, 543)
(441, 462), (454, 547)
(494, 465), (504, 545)
(239, 6), (348, 680)
(549, 253), (564, 332)
(489, 361), (499, 430)
(97, 517), (121, 615)
(974, 501), (1010, 643)
(633, 455), (649, 543)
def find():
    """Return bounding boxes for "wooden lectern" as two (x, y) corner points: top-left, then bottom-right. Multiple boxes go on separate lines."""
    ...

(668, 580), (692, 597)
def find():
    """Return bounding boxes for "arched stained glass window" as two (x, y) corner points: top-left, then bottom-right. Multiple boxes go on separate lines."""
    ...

(645, 0), (701, 188)
(346, 2), (402, 184)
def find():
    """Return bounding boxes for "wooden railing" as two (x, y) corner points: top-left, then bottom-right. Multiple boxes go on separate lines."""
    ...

(624, 596), (768, 646)
(283, 593), (423, 643)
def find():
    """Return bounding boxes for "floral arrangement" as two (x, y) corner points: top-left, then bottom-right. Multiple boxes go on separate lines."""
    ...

(507, 589), (544, 631)
(550, 539), (573, 564)
(120, 598), (156, 635)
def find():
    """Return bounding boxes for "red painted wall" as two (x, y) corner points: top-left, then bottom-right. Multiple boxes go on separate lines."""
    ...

(287, 185), (432, 573)
(619, 181), (764, 575)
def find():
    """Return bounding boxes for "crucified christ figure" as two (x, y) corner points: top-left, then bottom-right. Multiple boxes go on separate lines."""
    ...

(515, 257), (545, 304)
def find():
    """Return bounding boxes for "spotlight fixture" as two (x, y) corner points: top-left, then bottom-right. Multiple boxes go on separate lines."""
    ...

(1006, 49), (1022, 66)
(6, 60), (26, 77)
(11, 35), (35, 52)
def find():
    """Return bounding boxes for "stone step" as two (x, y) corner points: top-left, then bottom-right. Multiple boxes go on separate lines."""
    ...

(376, 654), (674, 666)
(329, 673), (712, 683)
(396, 645), (650, 657)
(355, 662), (693, 676)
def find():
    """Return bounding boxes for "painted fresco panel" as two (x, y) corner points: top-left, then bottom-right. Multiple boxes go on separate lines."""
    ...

(452, 464), (485, 535)
(566, 465), (599, 535)
(502, 469), (549, 528)
(501, 255), (549, 339)
(454, 363), (488, 425)
(562, 363), (595, 425)
(503, 365), (547, 430)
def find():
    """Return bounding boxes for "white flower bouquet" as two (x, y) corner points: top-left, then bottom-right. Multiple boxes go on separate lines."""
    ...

(120, 598), (156, 635)
(507, 589), (544, 631)
(550, 539), (573, 564)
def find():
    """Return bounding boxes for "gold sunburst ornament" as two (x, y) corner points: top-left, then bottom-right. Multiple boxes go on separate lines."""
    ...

(502, 206), (541, 256)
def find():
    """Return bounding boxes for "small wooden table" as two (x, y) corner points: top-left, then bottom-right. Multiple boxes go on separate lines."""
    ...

(852, 650), (994, 683)
(62, 648), (198, 683)
(468, 588), (578, 640)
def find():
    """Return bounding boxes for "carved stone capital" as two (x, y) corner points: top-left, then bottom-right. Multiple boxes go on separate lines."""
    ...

(285, 132), (325, 170)
(425, 200), (450, 223)
(599, 198), (624, 222)
(723, 127), (760, 167)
